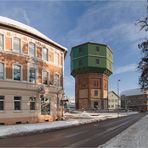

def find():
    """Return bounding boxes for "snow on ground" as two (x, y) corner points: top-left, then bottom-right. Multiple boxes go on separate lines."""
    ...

(100, 114), (148, 148)
(0, 111), (137, 138)
(64, 111), (138, 120)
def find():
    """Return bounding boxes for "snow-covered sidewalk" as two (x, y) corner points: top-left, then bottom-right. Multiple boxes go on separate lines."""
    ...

(101, 114), (148, 148)
(0, 111), (137, 138)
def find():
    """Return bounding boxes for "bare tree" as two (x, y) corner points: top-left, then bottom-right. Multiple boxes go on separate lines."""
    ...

(137, 1), (148, 89)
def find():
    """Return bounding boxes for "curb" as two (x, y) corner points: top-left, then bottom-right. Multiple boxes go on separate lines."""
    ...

(0, 119), (99, 139)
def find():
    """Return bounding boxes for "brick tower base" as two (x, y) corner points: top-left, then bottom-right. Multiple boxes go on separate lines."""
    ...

(75, 73), (108, 110)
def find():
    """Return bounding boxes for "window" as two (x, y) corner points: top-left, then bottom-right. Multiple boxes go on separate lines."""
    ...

(96, 46), (99, 52)
(55, 52), (59, 65)
(42, 47), (48, 61)
(42, 70), (48, 85)
(94, 102), (98, 109)
(0, 34), (4, 51)
(79, 59), (83, 65)
(14, 96), (21, 110)
(94, 81), (98, 87)
(94, 90), (98, 96)
(0, 96), (4, 111)
(41, 96), (50, 115)
(13, 37), (21, 53)
(96, 59), (99, 64)
(0, 62), (4, 79)
(30, 97), (36, 110)
(54, 74), (60, 86)
(13, 64), (21, 81)
(29, 67), (36, 83)
(79, 48), (82, 53)
(29, 42), (35, 57)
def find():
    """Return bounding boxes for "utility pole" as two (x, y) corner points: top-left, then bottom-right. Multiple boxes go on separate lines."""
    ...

(117, 79), (120, 117)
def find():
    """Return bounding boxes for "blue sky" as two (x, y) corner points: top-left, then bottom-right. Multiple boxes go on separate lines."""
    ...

(0, 0), (147, 98)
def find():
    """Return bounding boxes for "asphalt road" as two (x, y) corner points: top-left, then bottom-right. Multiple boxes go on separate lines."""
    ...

(0, 113), (145, 147)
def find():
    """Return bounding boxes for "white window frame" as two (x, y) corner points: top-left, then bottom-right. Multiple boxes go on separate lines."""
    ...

(30, 97), (36, 110)
(42, 69), (49, 85)
(27, 62), (38, 83)
(13, 37), (21, 53)
(0, 33), (4, 51)
(29, 66), (37, 83)
(0, 61), (5, 80)
(29, 42), (36, 57)
(13, 63), (23, 81)
(14, 96), (21, 111)
(42, 47), (48, 61)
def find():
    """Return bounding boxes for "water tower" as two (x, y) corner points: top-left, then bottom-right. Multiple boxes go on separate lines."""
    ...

(70, 42), (113, 110)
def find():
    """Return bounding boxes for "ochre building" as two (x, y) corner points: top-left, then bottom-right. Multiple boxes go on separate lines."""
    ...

(0, 16), (67, 125)
(71, 42), (113, 110)
(108, 91), (120, 110)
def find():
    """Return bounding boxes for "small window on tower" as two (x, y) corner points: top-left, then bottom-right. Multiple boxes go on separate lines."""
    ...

(96, 59), (99, 64)
(96, 46), (99, 52)
(79, 48), (82, 53)
(79, 59), (83, 65)
(94, 90), (98, 96)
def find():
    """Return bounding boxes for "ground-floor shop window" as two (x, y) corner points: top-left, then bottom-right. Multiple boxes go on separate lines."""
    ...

(40, 95), (50, 115)
(0, 96), (4, 111)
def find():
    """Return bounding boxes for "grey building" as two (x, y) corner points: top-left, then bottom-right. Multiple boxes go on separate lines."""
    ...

(121, 89), (148, 111)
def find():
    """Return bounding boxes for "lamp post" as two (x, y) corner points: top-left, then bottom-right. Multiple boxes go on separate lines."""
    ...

(117, 79), (120, 117)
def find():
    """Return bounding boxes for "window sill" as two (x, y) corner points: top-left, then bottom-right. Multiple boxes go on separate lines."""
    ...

(30, 110), (36, 112)
(13, 110), (22, 113)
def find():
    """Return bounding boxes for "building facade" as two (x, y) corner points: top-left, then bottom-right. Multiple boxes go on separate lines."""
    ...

(70, 42), (113, 110)
(0, 16), (67, 125)
(108, 91), (120, 110)
(121, 89), (148, 111)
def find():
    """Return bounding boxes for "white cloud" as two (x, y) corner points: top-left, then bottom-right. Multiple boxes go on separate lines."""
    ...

(23, 10), (30, 25)
(0, 6), (30, 25)
(63, 1), (147, 50)
(114, 64), (137, 75)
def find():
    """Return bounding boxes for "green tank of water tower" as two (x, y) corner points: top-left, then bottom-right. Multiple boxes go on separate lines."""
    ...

(70, 42), (113, 110)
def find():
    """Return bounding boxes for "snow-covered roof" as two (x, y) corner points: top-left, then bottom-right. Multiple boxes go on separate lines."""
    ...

(121, 88), (148, 96)
(0, 16), (67, 52)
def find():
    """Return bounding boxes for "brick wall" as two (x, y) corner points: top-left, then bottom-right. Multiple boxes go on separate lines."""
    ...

(75, 73), (109, 110)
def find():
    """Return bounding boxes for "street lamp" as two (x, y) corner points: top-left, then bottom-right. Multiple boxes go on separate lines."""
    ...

(117, 79), (120, 117)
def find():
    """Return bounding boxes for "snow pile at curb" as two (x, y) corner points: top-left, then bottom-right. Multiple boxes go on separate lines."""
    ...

(0, 119), (97, 138)
(0, 111), (138, 138)
(100, 114), (148, 148)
